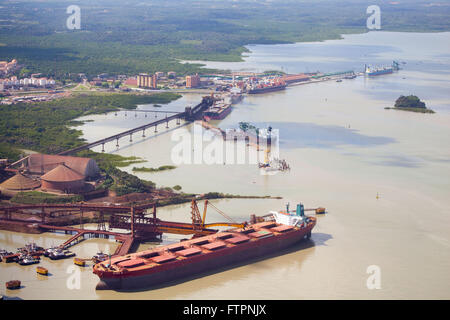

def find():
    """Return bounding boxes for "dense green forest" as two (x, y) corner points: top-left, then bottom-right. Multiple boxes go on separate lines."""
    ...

(0, 0), (448, 79)
(0, 92), (181, 159)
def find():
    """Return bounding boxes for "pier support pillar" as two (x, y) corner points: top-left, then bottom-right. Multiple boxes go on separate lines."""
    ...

(101, 143), (105, 153)
(129, 134), (133, 142)
(142, 129), (146, 138)
(154, 124), (158, 133)
(116, 138), (119, 148)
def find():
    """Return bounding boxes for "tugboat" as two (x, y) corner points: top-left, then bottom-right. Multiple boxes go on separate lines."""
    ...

(18, 242), (44, 255)
(18, 255), (39, 266)
(43, 247), (59, 257)
(48, 248), (66, 260)
(92, 252), (109, 264)
(74, 258), (86, 267)
(3, 253), (19, 263)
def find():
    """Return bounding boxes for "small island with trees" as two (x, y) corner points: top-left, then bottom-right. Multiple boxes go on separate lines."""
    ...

(385, 95), (435, 113)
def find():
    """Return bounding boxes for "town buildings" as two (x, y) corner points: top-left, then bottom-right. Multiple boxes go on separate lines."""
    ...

(186, 73), (200, 88)
(137, 73), (158, 89)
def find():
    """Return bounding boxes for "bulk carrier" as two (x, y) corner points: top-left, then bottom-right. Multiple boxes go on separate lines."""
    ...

(365, 61), (400, 76)
(93, 203), (316, 290)
(247, 78), (287, 94)
(203, 101), (232, 120)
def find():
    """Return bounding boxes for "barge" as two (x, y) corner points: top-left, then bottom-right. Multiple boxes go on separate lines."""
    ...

(93, 203), (316, 290)
(203, 102), (232, 120)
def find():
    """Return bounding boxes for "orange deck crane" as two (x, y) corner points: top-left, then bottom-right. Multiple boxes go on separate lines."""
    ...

(190, 199), (246, 232)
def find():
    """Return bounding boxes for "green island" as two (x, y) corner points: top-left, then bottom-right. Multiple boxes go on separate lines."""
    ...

(385, 95), (435, 113)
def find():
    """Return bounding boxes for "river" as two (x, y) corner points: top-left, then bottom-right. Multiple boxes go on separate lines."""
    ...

(1, 31), (449, 299)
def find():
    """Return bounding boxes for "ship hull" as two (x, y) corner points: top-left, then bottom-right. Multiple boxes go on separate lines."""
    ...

(95, 221), (314, 290)
(366, 69), (393, 76)
(247, 85), (286, 94)
(204, 105), (232, 120)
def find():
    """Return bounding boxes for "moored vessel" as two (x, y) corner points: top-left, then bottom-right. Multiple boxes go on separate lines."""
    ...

(93, 203), (316, 290)
(5, 280), (21, 290)
(203, 102), (232, 120)
(247, 80), (287, 94)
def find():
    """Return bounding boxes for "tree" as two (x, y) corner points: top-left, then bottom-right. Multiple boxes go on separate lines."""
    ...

(395, 95), (426, 109)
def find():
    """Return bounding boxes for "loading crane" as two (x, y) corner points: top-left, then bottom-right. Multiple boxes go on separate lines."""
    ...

(191, 199), (246, 231)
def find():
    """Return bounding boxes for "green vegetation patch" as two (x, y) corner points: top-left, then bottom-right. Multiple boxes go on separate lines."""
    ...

(0, 92), (181, 160)
(132, 165), (177, 173)
(11, 191), (83, 204)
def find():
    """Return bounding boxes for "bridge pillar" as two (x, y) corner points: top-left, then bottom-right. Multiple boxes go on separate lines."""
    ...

(125, 111), (127, 117)
(155, 112), (157, 118)
(129, 134), (133, 142)
(154, 124), (158, 133)
(166, 114), (169, 128)
(135, 112), (137, 117)
(101, 143), (105, 153)
(116, 138), (119, 148)
(176, 117), (180, 125)
(142, 129), (146, 137)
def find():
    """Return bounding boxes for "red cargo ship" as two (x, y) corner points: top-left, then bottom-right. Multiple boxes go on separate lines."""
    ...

(93, 203), (316, 290)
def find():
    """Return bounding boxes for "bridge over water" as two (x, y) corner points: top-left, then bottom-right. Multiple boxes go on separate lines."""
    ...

(58, 95), (214, 156)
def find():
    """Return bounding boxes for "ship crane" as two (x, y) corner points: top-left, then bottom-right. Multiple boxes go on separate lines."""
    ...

(191, 199), (246, 231)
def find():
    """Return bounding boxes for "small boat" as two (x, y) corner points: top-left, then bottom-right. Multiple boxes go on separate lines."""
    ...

(36, 266), (48, 276)
(44, 247), (59, 257)
(5, 280), (21, 290)
(3, 254), (19, 263)
(49, 248), (66, 260)
(74, 258), (86, 267)
(92, 252), (109, 264)
(19, 242), (44, 254)
(336, 79), (342, 82)
(18, 255), (39, 266)
(315, 207), (326, 214)
(0, 249), (13, 259)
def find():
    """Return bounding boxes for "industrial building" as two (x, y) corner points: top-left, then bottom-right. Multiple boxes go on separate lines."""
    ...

(40, 164), (87, 193)
(25, 154), (100, 179)
(0, 173), (41, 197)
